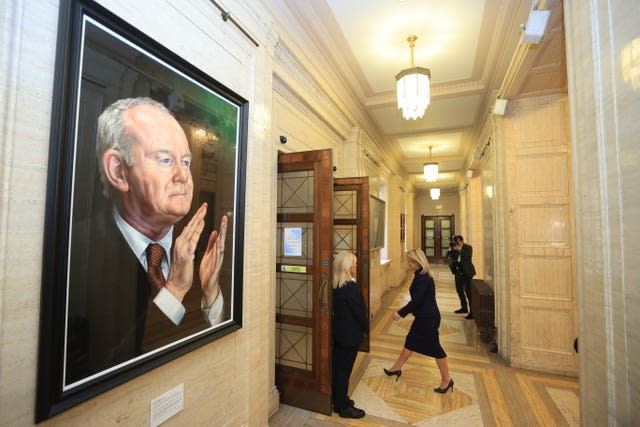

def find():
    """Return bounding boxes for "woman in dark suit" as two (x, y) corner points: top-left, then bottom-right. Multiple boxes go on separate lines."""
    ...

(332, 251), (368, 419)
(383, 248), (454, 393)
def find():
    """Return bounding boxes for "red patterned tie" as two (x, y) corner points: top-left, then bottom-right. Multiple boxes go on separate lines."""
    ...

(146, 244), (166, 290)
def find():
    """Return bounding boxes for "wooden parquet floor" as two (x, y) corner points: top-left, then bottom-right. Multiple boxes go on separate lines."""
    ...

(270, 264), (580, 426)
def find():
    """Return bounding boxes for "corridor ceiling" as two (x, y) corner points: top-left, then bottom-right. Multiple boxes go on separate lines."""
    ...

(299, 0), (566, 193)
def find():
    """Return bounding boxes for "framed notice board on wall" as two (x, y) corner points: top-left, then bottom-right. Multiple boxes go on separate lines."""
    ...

(370, 195), (386, 250)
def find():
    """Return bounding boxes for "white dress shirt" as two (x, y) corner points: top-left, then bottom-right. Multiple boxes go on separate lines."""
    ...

(113, 208), (224, 326)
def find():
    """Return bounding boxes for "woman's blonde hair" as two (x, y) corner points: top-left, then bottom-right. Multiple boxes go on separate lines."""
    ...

(333, 251), (357, 288)
(406, 248), (432, 277)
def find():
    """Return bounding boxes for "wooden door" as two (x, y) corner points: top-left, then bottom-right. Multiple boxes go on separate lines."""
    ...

(276, 150), (333, 414)
(333, 177), (370, 353)
(421, 215), (455, 264)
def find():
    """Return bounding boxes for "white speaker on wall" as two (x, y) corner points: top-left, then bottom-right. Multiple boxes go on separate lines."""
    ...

(523, 9), (551, 44)
(493, 98), (508, 115)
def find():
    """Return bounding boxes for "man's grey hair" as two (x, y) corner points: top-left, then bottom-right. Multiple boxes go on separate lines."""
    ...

(96, 97), (171, 198)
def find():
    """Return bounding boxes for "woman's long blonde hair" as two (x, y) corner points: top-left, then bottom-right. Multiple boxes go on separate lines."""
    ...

(406, 248), (432, 277)
(333, 251), (357, 288)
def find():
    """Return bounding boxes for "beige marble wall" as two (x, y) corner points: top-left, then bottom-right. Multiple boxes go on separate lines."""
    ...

(493, 94), (578, 376)
(0, 0), (276, 425)
(564, 1), (639, 424)
(413, 191), (461, 234)
(468, 176), (484, 279)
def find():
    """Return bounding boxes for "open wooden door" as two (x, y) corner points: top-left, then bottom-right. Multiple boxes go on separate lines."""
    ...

(333, 177), (370, 352)
(276, 150), (333, 414)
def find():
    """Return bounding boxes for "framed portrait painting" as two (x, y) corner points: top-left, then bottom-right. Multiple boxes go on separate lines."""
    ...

(36, 0), (247, 420)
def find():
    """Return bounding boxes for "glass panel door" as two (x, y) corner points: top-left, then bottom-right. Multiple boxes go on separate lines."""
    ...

(276, 150), (333, 415)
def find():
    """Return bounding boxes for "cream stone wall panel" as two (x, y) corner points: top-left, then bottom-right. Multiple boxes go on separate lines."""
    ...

(520, 306), (573, 352)
(273, 43), (352, 140)
(565, 1), (639, 422)
(515, 152), (570, 196)
(518, 206), (570, 247)
(491, 114), (512, 361)
(502, 95), (576, 375)
(512, 98), (567, 146)
(273, 92), (340, 153)
(481, 150), (495, 287)
(1, 0), (278, 425)
(1, 0), (59, 424)
(519, 256), (573, 300)
(469, 175), (484, 278)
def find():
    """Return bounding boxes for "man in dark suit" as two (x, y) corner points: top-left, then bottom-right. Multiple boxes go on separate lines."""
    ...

(452, 235), (476, 319)
(66, 97), (228, 385)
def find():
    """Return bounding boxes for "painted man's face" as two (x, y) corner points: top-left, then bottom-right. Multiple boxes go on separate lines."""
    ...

(121, 104), (193, 232)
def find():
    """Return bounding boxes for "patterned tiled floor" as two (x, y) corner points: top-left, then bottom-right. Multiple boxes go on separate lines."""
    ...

(270, 265), (580, 426)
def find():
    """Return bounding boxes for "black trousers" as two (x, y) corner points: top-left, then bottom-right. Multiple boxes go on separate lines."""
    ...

(332, 344), (358, 411)
(455, 274), (472, 310)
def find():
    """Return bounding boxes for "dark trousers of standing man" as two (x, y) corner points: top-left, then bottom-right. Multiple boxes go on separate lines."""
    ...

(455, 273), (472, 311)
(332, 344), (358, 411)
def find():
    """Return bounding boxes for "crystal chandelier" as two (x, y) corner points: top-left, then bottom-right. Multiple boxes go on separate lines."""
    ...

(396, 35), (431, 120)
(423, 145), (439, 182)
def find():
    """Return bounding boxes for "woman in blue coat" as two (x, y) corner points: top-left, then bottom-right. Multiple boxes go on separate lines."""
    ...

(383, 248), (454, 393)
(332, 251), (369, 418)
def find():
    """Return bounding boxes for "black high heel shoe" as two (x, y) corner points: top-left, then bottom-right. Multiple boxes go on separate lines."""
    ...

(433, 379), (454, 394)
(383, 368), (402, 381)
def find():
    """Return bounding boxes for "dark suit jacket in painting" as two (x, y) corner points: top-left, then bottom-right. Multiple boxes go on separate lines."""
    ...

(65, 210), (209, 385)
(458, 243), (476, 279)
(332, 281), (368, 348)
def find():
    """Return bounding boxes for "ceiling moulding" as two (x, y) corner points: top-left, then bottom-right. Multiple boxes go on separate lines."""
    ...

(274, 42), (353, 136)
(273, 75), (346, 142)
(278, 0), (395, 153)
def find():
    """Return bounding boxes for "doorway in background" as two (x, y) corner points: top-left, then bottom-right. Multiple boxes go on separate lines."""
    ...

(421, 215), (455, 264)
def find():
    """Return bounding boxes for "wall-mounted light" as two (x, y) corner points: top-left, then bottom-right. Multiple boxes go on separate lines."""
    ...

(485, 186), (494, 198)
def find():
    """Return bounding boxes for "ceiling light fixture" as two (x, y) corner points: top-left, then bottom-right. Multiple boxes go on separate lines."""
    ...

(430, 188), (440, 200)
(423, 145), (439, 182)
(396, 35), (431, 120)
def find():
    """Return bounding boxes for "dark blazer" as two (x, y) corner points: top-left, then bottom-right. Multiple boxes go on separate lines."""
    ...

(398, 268), (439, 318)
(332, 281), (368, 348)
(66, 210), (208, 384)
(458, 243), (476, 278)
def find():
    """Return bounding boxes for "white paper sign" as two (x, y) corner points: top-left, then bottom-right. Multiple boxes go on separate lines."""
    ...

(283, 227), (302, 257)
(150, 384), (184, 427)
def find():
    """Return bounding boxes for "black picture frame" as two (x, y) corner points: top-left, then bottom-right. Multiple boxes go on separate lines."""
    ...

(36, 0), (247, 421)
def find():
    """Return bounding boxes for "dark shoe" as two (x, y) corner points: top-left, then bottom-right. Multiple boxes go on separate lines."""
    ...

(338, 405), (365, 419)
(465, 313), (474, 319)
(383, 368), (402, 381)
(332, 399), (355, 413)
(433, 379), (454, 394)
(454, 308), (468, 314)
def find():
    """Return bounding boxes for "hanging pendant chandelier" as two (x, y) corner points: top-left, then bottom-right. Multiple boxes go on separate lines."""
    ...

(430, 188), (441, 200)
(396, 35), (431, 120)
(423, 145), (439, 182)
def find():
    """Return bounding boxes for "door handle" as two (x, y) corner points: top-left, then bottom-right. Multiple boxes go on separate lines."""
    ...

(320, 280), (329, 314)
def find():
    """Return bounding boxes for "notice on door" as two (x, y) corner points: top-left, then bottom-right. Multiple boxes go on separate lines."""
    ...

(283, 227), (302, 257)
